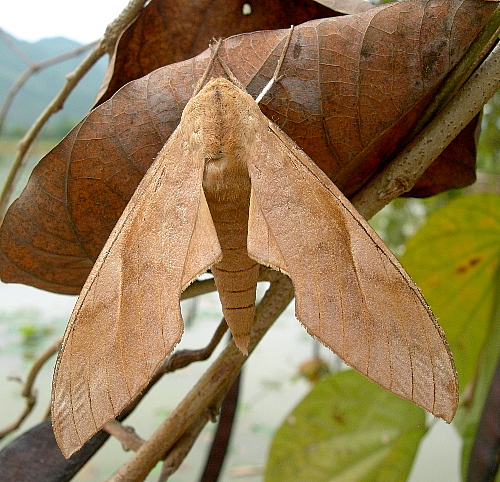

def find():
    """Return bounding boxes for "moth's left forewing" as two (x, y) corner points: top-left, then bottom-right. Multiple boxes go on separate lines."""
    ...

(246, 116), (458, 422)
(52, 124), (222, 457)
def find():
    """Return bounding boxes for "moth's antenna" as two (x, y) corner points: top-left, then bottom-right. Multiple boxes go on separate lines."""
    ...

(213, 47), (245, 90)
(193, 39), (224, 95)
(255, 25), (294, 104)
(194, 24), (294, 99)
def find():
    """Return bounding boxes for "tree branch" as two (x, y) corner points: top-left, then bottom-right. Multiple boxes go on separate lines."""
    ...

(352, 39), (500, 218)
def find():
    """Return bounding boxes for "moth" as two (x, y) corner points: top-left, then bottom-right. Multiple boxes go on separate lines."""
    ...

(52, 76), (458, 458)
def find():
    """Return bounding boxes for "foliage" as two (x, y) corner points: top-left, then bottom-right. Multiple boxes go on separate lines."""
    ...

(265, 370), (427, 481)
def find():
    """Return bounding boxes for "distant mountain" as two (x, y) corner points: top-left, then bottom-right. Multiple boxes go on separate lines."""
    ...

(0, 29), (108, 135)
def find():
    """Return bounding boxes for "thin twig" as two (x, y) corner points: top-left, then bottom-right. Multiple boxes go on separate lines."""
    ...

(0, 27), (33, 65)
(104, 420), (145, 452)
(0, 0), (147, 222)
(0, 336), (61, 439)
(0, 399), (34, 440)
(162, 319), (228, 373)
(22, 336), (62, 399)
(0, 41), (97, 136)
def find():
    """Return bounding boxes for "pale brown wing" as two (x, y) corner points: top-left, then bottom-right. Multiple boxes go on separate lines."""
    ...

(52, 128), (222, 457)
(246, 120), (458, 422)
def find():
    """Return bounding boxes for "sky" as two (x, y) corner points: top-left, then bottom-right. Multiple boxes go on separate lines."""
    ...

(1, 0), (131, 44)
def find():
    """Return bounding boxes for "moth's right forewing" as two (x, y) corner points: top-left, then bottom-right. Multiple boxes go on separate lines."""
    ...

(52, 127), (222, 457)
(246, 118), (458, 422)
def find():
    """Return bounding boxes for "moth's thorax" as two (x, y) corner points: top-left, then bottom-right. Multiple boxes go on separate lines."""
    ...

(182, 78), (261, 201)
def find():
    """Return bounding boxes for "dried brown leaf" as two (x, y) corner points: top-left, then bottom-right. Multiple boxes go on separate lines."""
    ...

(96, 0), (337, 104)
(0, 0), (496, 294)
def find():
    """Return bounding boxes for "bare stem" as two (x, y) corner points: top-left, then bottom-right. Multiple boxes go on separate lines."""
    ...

(0, 336), (61, 439)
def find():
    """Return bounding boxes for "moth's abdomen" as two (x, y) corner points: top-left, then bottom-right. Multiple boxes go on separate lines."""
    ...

(206, 193), (259, 355)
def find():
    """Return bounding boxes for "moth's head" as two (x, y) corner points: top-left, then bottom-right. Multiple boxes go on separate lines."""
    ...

(182, 78), (261, 161)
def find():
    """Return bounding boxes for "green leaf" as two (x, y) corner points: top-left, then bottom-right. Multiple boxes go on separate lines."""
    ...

(400, 193), (500, 478)
(265, 370), (426, 482)
(401, 193), (500, 389)
(455, 264), (500, 478)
